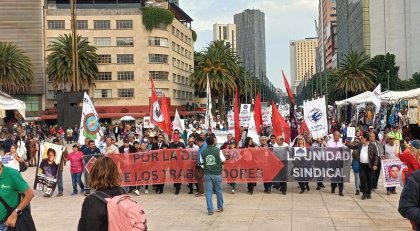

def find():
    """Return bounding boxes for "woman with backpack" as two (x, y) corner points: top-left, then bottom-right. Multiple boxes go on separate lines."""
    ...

(351, 137), (361, 195)
(78, 156), (147, 231)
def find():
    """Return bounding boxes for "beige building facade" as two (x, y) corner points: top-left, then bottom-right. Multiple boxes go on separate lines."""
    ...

(213, 23), (237, 51)
(44, 2), (194, 115)
(290, 38), (318, 93)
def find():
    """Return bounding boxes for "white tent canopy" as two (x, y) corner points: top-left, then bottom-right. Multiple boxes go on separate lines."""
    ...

(0, 91), (26, 119)
(335, 91), (373, 106)
(335, 87), (420, 107)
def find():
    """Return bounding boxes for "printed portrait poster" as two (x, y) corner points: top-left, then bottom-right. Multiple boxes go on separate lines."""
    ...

(34, 142), (65, 196)
(382, 159), (407, 187)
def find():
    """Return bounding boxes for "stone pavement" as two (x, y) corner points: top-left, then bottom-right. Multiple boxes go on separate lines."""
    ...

(21, 164), (410, 231)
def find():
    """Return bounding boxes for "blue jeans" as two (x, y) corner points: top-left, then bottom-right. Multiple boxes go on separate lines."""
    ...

(386, 186), (396, 192)
(354, 172), (360, 191)
(57, 170), (63, 193)
(71, 172), (85, 193)
(204, 174), (223, 212)
(0, 222), (7, 231)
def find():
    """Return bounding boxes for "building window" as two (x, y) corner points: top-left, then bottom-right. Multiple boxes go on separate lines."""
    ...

(118, 88), (134, 98)
(47, 37), (58, 46)
(15, 96), (39, 112)
(94, 89), (112, 98)
(172, 73), (176, 82)
(94, 37), (111, 46)
(149, 71), (168, 80)
(117, 71), (134, 80)
(116, 20), (133, 29)
(117, 54), (134, 63)
(173, 89), (176, 98)
(181, 76), (184, 84)
(98, 54), (111, 64)
(47, 90), (57, 100)
(148, 54), (168, 64)
(154, 23), (167, 30)
(116, 37), (134, 46)
(155, 88), (168, 97)
(172, 42), (176, 51)
(148, 37), (168, 47)
(47, 20), (65, 29)
(96, 72), (112, 81)
(94, 20), (111, 29)
(77, 20), (88, 30)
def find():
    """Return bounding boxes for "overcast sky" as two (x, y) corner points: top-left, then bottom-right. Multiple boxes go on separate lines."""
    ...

(180, 0), (318, 90)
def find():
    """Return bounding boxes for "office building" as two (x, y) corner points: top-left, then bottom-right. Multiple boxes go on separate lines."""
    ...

(234, 9), (266, 81)
(43, 0), (194, 119)
(317, 0), (336, 71)
(369, 0), (420, 80)
(213, 23), (237, 51)
(290, 38), (318, 93)
(0, 0), (45, 117)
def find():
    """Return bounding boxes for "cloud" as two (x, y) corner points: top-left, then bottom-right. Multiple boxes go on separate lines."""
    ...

(181, 0), (318, 89)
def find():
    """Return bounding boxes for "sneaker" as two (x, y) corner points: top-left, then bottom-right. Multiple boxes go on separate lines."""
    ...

(195, 193), (204, 197)
(282, 191), (287, 195)
(387, 191), (391, 195)
(81, 189), (85, 193)
(56, 192), (63, 197)
(339, 192), (344, 197)
(331, 189), (335, 194)
(145, 189), (149, 194)
(367, 194), (371, 199)
(217, 208), (224, 213)
(316, 186), (321, 190)
(71, 192), (78, 196)
(208, 211), (214, 215)
(361, 194), (367, 200)
(391, 191), (397, 194)
(355, 190), (360, 195)
(43, 194), (51, 198)
(231, 189), (235, 194)
(133, 189), (140, 196)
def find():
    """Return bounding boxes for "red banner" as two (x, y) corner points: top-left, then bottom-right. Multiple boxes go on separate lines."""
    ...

(84, 148), (284, 186)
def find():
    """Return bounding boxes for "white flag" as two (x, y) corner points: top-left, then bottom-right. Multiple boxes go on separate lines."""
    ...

(78, 92), (103, 145)
(303, 96), (328, 139)
(172, 109), (185, 132)
(204, 74), (213, 129)
(248, 113), (260, 145)
(371, 84), (381, 113)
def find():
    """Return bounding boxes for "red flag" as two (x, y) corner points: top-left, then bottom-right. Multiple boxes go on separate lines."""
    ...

(271, 101), (291, 143)
(299, 120), (310, 135)
(254, 92), (263, 134)
(234, 88), (240, 144)
(161, 94), (172, 134)
(150, 79), (168, 133)
(282, 70), (294, 104)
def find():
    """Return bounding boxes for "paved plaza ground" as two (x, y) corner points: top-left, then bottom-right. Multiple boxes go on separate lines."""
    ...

(21, 161), (411, 231)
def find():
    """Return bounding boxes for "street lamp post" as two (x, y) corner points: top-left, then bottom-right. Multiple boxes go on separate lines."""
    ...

(387, 69), (390, 90)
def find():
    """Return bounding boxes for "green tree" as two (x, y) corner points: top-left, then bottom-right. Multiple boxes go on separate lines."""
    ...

(370, 53), (400, 90)
(333, 51), (376, 98)
(0, 42), (33, 94)
(190, 40), (240, 116)
(46, 34), (98, 91)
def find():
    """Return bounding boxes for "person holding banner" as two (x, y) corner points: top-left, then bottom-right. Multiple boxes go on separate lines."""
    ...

(1, 145), (25, 172)
(384, 135), (399, 195)
(82, 140), (102, 196)
(260, 136), (274, 193)
(67, 145), (85, 196)
(151, 134), (168, 194)
(295, 135), (310, 194)
(195, 137), (207, 196)
(169, 131), (186, 195)
(327, 132), (345, 196)
(53, 139), (68, 197)
(346, 133), (378, 200)
(369, 132), (384, 191)
(243, 137), (257, 195)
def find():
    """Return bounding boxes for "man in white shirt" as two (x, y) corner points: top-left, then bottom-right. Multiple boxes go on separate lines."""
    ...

(327, 131), (345, 196)
(103, 137), (119, 154)
(274, 136), (289, 148)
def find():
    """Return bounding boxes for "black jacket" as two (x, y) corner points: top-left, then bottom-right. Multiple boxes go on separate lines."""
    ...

(78, 187), (125, 231)
(118, 145), (136, 154)
(346, 142), (378, 168)
(151, 142), (168, 150)
(399, 170), (420, 230)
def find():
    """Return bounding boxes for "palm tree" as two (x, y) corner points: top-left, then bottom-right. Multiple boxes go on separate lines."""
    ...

(0, 42), (33, 94)
(46, 34), (98, 91)
(190, 40), (240, 116)
(333, 51), (376, 98)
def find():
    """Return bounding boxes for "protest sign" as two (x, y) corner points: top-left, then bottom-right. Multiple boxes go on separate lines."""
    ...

(83, 147), (350, 185)
(262, 107), (272, 127)
(33, 142), (65, 196)
(304, 96), (328, 139)
(382, 159), (407, 187)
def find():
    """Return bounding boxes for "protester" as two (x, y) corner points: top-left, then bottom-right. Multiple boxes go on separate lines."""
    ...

(326, 131), (345, 196)
(369, 132), (384, 190)
(383, 135), (399, 194)
(169, 131), (186, 195)
(294, 135), (310, 194)
(66, 127), (74, 144)
(27, 134), (38, 167)
(78, 156), (125, 231)
(260, 136), (273, 193)
(201, 136), (225, 215)
(195, 137), (207, 196)
(118, 138), (136, 154)
(0, 159), (35, 231)
(186, 137), (199, 194)
(151, 134), (168, 194)
(221, 133), (234, 150)
(82, 140), (102, 196)
(53, 139), (68, 197)
(2, 135), (14, 154)
(1, 144), (25, 172)
(351, 137), (361, 195)
(346, 133), (378, 200)
(103, 137), (119, 154)
(243, 137), (257, 194)
(225, 140), (237, 194)
(66, 145), (85, 196)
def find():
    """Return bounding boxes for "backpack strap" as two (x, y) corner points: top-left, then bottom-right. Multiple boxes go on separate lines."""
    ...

(92, 191), (111, 204)
(0, 196), (13, 215)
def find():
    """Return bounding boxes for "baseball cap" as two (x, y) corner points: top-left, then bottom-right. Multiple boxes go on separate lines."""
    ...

(410, 140), (420, 149)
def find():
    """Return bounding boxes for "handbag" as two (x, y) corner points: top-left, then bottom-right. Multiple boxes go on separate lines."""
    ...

(19, 162), (28, 172)
(0, 195), (36, 231)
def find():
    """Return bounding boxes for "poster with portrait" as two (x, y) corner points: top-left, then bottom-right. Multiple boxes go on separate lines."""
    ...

(382, 159), (407, 187)
(33, 142), (65, 196)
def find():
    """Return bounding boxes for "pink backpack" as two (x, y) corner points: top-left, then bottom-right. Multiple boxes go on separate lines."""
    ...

(93, 189), (147, 231)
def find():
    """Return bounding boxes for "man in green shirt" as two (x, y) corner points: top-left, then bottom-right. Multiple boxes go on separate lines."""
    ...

(0, 162), (34, 230)
(200, 136), (226, 215)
